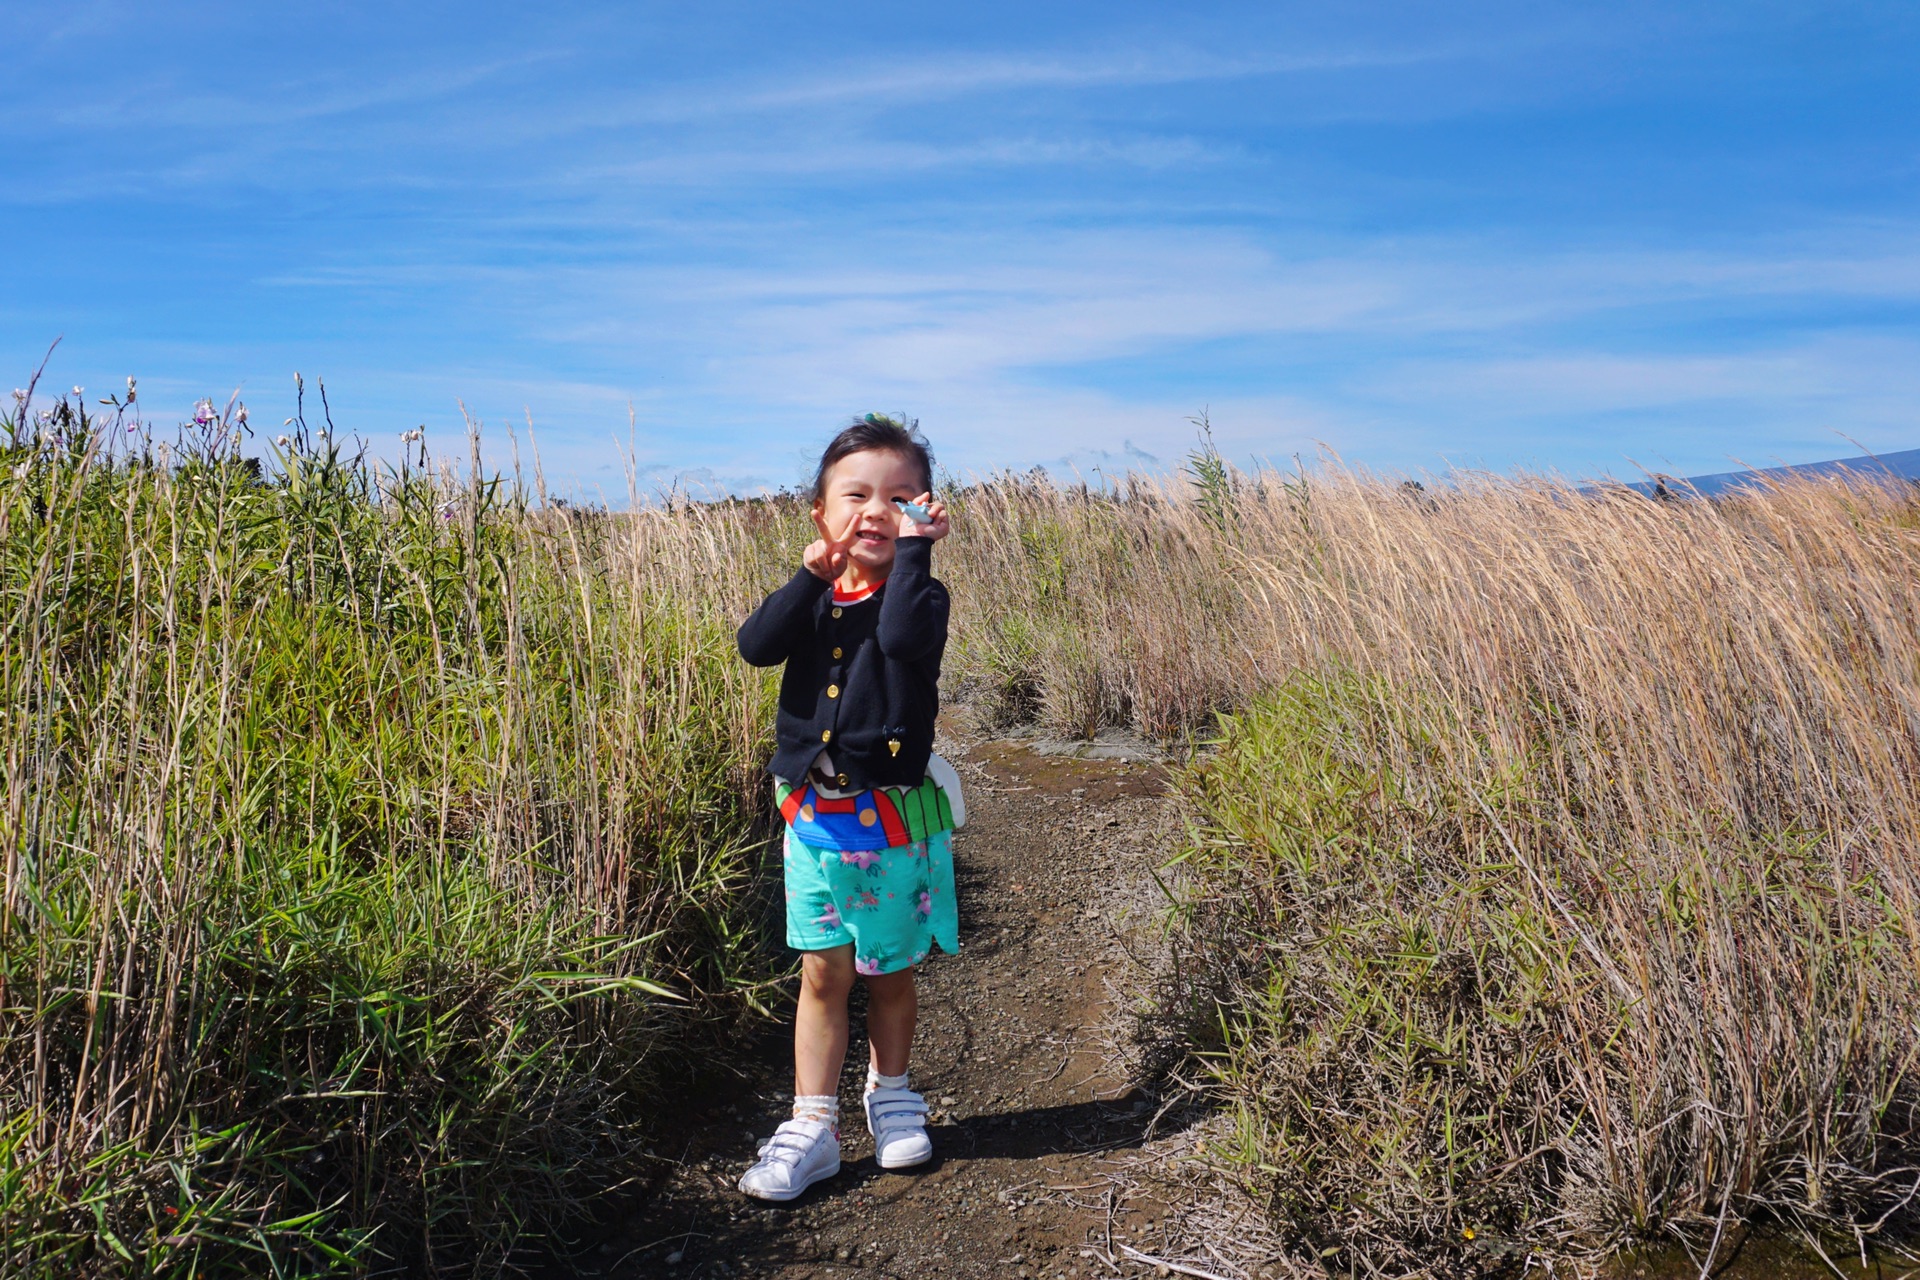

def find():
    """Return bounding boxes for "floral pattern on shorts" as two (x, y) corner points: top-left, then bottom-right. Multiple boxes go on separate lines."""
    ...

(783, 825), (960, 975)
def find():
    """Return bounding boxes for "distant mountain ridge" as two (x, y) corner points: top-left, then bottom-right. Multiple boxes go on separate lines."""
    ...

(1619, 447), (1920, 496)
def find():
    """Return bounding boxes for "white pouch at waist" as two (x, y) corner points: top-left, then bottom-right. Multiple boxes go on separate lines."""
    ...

(926, 752), (966, 830)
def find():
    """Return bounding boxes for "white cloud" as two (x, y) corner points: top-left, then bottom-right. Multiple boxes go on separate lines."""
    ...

(509, 226), (1920, 481)
(210, 216), (1920, 487)
(615, 43), (1460, 121)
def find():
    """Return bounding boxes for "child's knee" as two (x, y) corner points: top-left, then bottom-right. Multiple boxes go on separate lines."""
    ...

(862, 966), (916, 1003)
(800, 947), (855, 998)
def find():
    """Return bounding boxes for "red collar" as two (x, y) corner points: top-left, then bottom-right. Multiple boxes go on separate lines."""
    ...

(832, 577), (884, 605)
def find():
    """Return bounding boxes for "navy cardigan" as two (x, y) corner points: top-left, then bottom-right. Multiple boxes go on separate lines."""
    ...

(736, 536), (950, 791)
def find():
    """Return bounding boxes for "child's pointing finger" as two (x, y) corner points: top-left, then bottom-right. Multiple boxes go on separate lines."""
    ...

(833, 509), (864, 553)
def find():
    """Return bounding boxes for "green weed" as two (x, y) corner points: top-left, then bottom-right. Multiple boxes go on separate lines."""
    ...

(0, 395), (794, 1276)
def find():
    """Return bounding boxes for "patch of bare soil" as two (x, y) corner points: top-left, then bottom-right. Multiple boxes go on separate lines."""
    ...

(555, 723), (1204, 1280)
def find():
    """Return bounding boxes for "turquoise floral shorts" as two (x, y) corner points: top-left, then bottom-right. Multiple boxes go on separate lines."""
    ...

(783, 826), (961, 975)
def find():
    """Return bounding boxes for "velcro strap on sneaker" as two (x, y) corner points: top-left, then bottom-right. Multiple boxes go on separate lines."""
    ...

(760, 1119), (830, 1162)
(867, 1087), (929, 1126)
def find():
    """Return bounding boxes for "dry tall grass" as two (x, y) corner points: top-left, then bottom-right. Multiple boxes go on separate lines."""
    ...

(914, 460), (1920, 1269)
(1144, 469), (1920, 1274)
(940, 469), (1280, 736)
(7, 385), (1918, 1276)
(0, 398), (804, 1276)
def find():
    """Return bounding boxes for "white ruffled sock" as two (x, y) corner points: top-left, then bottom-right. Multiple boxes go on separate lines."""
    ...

(866, 1067), (909, 1093)
(792, 1093), (839, 1131)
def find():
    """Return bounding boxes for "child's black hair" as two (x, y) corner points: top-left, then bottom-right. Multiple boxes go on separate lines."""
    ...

(809, 413), (935, 503)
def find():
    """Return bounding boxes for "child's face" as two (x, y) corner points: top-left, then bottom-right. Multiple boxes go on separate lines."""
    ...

(811, 448), (928, 577)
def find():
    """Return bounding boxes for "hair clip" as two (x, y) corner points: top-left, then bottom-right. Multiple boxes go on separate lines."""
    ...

(893, 498), (934, 524)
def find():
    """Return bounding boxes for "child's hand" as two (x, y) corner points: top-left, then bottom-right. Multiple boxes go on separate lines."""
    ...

(805, 507), (854, 580)
(897, 492), (950, 541)
(803, 538), (848, 581)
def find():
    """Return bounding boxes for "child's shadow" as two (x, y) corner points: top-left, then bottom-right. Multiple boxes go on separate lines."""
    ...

(839, 1092), (1162, 1185)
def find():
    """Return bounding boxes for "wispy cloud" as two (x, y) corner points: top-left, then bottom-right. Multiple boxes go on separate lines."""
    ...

(6, 3), (1917, 496)
(21, 53), (555, 134)
(239, 221), (1920, 451)
(312, 222), (1905, 485)
(626, 43), (1459, 119)
(570, 133), (1236, 184)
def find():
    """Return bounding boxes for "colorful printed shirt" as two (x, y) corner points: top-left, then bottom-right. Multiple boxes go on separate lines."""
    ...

(776, 771), (959, 851)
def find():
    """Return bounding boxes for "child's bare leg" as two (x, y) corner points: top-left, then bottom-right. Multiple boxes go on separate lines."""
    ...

(863, 966), (917, 1078)
(740, 946), (850, 1200)
(795, 945), (855, 1099)
(860, 966), (931, 1169)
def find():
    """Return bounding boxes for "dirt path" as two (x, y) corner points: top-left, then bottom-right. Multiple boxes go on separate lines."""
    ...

(547, 728), (1913, 1280)
(562, 727), (1195, 1280)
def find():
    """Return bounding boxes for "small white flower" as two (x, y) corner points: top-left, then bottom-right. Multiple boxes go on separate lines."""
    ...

(315, 428), (328, 438)
(283, 417), (296, 427)
(235, 405), (248, 425)
(71, 386), (83, 398)
(12, 462), (29, 480)
(125, 376), (136, 398)
(9, 389), (24, 404)
(276, 434), (292, 448)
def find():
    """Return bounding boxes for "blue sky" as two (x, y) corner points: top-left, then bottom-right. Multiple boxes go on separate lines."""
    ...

(4, 2), (1918, 497)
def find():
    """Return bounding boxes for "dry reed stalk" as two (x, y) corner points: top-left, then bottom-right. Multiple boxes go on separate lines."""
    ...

(1152, 467), (1920, 1274)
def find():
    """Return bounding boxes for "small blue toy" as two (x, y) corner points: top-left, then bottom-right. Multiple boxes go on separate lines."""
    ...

(893, 498), (934, 524)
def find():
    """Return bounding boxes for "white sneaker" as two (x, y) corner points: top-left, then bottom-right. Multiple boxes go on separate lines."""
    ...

(738, 1117), (841, 1201)
(864, 1087), (932, 1169)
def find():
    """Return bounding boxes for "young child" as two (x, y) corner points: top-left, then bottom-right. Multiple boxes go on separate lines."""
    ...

(734, 415), (962, 1201)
